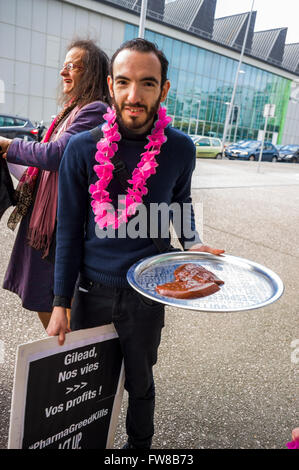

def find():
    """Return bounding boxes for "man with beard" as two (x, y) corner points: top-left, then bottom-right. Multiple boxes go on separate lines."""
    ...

(47, 38), (224, 449)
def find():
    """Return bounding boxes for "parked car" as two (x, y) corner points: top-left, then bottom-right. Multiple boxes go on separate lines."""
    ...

(192, 135), (223, 159)
(277, 144), (299, 163)
(224, 140), (279, 162)
(0, 114), (38, 141)
(226, 140), (250, 150)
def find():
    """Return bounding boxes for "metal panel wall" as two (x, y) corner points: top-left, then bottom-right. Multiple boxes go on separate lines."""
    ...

(0, 0), (125, 124)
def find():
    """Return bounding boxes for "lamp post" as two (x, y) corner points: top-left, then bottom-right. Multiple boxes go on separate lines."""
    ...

(224, 102), (231, 143)
(221, 0), (255, 156)
(138, 0), (148, 38)
(233, 104), (240, 143)
(257, 103), (275, 173)
(195, 100), (201, 134)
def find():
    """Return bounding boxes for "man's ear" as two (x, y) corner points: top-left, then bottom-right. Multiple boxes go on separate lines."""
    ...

(107, 75), (114, 98)
(160, 80), (170, 103)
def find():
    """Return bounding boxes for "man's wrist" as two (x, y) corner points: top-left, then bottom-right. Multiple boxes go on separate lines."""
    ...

(53, 295), (71, 309)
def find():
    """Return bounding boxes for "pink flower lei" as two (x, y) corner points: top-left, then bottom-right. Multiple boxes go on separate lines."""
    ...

(90, 106), (172, 229)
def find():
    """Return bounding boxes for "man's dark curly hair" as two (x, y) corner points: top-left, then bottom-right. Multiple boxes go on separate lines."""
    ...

(110, 38), (169, 88)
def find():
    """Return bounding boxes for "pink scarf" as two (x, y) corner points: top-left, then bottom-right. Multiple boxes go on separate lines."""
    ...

(25, 117), (57, 180)
(7, 116), (59, 255)
(28, 118), (58, 258)
(8, 102), (80, 257)
(26, 117), (58, 258)
(27, 104), (83, 257)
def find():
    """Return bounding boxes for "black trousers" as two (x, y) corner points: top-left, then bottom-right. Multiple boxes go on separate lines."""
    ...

(71, 274), (165, 449)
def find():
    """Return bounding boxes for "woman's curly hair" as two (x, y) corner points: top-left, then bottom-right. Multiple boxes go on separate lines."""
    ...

(59, 39), (110, 107)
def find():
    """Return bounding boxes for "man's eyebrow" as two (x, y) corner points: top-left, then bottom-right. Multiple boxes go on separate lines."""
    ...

(114, 75), (159, 85)
(141, 76), (159, 84)
(114, 75), (129, 81)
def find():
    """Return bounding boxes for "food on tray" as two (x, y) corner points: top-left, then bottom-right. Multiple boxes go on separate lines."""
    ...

(155, 263), (224, 299)
(156, 279), (220, 299)
(174, 263), (224, 285)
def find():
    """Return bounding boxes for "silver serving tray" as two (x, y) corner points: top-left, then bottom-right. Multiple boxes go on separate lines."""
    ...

(127, 252), (284, 312)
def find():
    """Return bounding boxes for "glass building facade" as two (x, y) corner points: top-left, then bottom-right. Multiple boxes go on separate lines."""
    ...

(125, 24), (291, 143)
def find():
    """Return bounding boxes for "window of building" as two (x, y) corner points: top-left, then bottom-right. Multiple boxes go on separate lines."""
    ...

(172, 40), (182, 69)
(178, 70), (187, 92)
(189, 46), (198, 71)
(196, 49), (206, 75)
(163, 37), (173, 62)
(181, 42), (190, 71)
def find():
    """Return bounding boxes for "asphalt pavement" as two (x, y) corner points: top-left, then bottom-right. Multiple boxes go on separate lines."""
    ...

(0, 159), (298, 449)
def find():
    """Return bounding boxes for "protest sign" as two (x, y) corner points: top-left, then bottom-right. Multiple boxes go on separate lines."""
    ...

(8, 324), (124, 449)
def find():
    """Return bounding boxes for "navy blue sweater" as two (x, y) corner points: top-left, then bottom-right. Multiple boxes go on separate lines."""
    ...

(54, 125), (201, 299)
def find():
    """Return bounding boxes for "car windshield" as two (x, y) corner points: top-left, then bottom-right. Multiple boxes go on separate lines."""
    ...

(238, 141), (259, 148)
(280, 145), (299, 151)
(228, 140), (245, 147)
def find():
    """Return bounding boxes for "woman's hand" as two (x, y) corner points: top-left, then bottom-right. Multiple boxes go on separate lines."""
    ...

(46, 306), (71, 346)
(0, 137), (12, 159)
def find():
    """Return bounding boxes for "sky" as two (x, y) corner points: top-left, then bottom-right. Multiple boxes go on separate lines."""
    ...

(215, 0), (299, 44)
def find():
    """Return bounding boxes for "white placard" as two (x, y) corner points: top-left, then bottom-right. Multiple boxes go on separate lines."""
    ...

(8, 324), (125, 449)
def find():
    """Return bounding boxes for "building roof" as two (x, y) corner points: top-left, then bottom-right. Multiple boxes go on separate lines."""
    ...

(163, 0), (216, 39)
(251, 28), (288, 65)
(100, 0), (165, 20)
(164, 0), (204, 30)
(213, 11), (256, 53)
(97, 0), (299, 76)
(135, 0), (165, 19)
(282, 43), (299, 74)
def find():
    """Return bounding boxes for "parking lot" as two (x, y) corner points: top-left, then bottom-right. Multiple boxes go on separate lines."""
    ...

(0, 159), (298, 449)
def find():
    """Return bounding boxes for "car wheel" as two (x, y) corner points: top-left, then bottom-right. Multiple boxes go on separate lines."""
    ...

(249, 155), (255, 161)
(291, 157), (297, 163)
(215, 153), (222, 159)
(271, 156), (278, 162)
